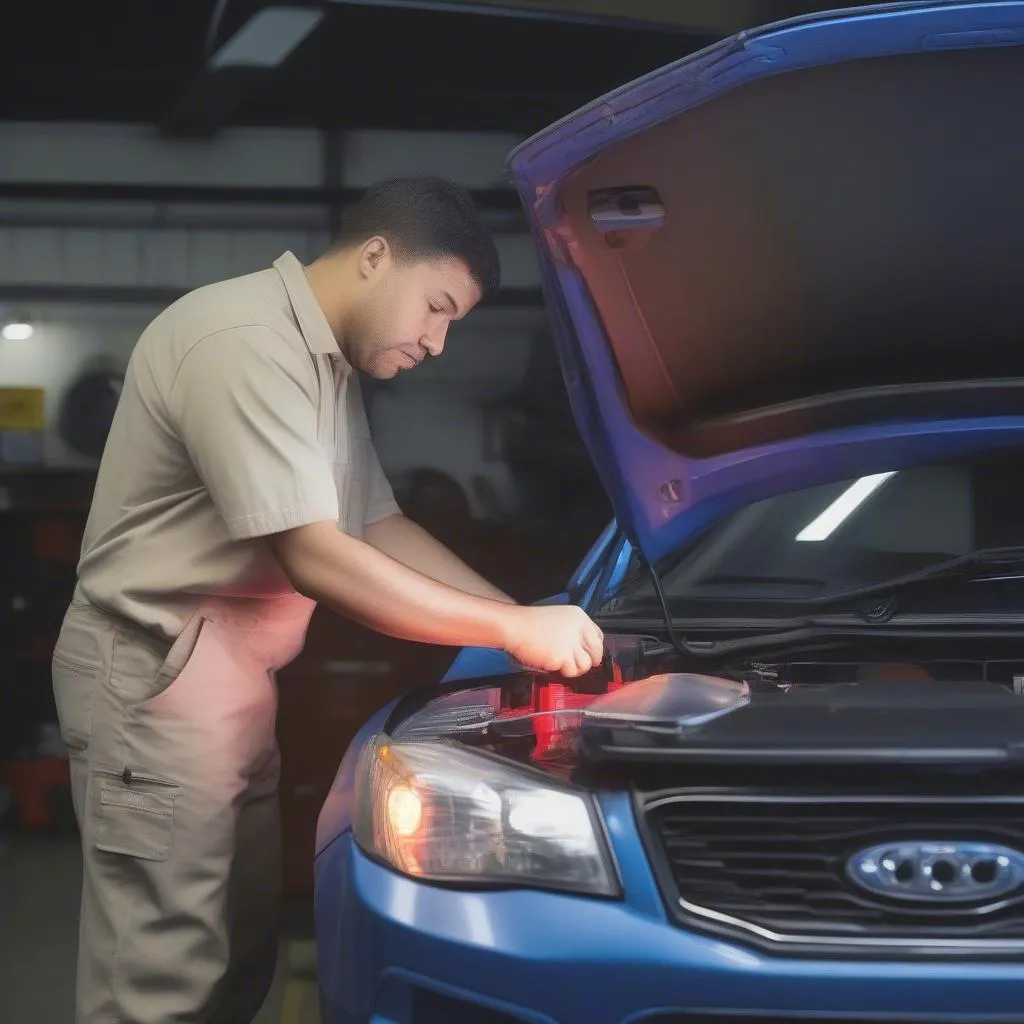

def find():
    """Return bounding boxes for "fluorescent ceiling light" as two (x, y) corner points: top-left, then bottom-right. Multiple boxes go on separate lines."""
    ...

(2, 321), (34, 342)
(210, 6), (325, 69)
(795, 472), (897, 543)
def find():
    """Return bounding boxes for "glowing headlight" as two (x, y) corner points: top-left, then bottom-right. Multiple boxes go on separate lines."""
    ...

(353, 738), (619, 897)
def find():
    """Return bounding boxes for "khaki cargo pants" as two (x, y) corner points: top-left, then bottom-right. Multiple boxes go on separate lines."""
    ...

(51, 595), (313, 1023)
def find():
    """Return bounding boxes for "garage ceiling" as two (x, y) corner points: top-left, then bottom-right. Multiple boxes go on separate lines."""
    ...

(6, 0), (865, 136)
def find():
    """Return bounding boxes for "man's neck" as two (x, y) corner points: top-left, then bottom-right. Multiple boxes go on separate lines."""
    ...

(303, 256), (353, 361)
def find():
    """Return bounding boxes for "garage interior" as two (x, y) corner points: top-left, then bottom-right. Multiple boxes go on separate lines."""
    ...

(0, 2), (872, 1021)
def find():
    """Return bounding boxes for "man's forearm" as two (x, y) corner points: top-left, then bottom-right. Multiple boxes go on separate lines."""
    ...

(267, 520), (604, 678)
(364, 513), (515, 604)
(267, 521), (516, 648)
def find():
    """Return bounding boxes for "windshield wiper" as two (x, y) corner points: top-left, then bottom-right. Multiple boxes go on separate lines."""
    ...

(811, 545), (1024, 607)
(638, 547), (1024, 659)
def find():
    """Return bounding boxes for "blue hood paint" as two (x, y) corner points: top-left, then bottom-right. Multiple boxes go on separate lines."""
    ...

(508, 2), (1024, 565)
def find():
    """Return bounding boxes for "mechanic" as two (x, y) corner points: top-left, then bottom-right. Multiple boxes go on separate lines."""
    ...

(50, 177), (604, 1023)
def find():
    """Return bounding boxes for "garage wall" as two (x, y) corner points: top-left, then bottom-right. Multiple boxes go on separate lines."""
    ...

(0, 123), (522, 189)
(0, 123), (546, 515)
(0, 226), (540, 298)
(0, 122), (540, 292)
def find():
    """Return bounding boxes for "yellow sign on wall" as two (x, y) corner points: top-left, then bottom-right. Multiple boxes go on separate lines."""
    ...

(0, 388), (45, 431)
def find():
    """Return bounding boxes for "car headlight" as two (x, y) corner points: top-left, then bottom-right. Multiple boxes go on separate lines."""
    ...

(353, 737), (619, 897)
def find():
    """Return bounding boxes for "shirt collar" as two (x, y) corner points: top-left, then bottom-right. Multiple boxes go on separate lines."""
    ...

(273, 251), (345, 361)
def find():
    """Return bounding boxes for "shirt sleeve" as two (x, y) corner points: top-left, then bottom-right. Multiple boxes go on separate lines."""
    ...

(364, 442), (401, 526)
(168, 326), (339, 540)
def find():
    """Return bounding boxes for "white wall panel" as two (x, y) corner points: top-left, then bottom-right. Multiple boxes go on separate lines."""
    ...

(139, 230), (190, 286)
(0, 226), (537, 292)
(342, 129), (523, 188)
(0, 123), (524, 190)
(0, 123), (325, 188)
(5, 228), (63, 284)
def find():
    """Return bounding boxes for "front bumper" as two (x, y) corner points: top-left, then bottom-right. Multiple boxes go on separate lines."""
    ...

(314, 793), (1024, 1024)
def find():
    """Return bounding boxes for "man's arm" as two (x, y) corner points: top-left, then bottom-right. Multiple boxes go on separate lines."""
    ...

(266, 522), (603, 676)
(364, 513), (515, 604)
(166, 329), (600, 676)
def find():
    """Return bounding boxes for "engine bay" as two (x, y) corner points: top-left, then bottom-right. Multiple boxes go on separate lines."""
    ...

(388, 633), (1024, 782)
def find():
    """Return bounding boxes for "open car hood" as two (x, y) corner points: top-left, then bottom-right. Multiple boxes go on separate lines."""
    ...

(508, 2), (1024, 564)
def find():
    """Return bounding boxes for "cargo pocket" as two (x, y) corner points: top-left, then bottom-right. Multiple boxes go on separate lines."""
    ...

(93, 773), (177, 862)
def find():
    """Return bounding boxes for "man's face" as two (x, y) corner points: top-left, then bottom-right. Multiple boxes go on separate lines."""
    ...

(346, 244), (483, 380)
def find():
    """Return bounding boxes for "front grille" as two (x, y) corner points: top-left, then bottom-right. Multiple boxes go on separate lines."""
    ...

(642, 793), (1024, 955)
(638, 1019), (1024, 1024)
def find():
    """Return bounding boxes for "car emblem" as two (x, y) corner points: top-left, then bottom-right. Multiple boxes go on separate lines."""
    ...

(847, 841), (1024, 902)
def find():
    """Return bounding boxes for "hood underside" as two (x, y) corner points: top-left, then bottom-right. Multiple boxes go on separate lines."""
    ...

(509, 3), (1024, 563)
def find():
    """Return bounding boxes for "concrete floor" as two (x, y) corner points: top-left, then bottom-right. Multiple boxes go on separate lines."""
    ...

(0, 828), (321, 1023)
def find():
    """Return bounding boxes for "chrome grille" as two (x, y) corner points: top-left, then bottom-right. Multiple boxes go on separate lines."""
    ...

(642, 793), (1024, 955)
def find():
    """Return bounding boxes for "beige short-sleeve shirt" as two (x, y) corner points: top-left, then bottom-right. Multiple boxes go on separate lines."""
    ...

(75, 251), (400, 641)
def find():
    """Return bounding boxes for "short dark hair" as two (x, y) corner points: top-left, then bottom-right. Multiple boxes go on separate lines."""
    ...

(332, 177), (501, 297)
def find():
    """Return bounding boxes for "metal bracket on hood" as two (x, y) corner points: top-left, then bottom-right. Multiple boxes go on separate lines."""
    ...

(588, 186), (665, 249)
(658, 479), (685, 504)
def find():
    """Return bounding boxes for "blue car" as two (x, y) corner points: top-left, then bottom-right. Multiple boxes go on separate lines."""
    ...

(314, 3), (1024, 1021)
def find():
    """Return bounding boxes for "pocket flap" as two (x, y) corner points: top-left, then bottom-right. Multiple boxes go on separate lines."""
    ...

(95, 781), (177, 861)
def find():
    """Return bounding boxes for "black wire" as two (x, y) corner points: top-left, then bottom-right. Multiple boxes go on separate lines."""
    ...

(644, 556), (690, 658)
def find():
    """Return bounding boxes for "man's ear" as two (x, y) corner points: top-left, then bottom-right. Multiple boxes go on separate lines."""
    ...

(358, 236), (390, 280)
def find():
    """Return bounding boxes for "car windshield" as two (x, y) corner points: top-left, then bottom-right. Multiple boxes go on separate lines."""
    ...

(618, 446), (1024, 609)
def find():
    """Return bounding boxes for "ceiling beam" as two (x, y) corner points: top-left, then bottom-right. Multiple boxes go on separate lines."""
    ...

(0, 181), (529, 236)
(0, 182), (524, 212)
(162, 5), (326, 139)
(161, 67), (269, 140)
(0, 283), (543, 309)
(326, 0), (824, 36)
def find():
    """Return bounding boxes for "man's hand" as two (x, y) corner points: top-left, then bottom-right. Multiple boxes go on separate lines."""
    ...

(267, 521), (603, 676)
(502, 604), (604, 677)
